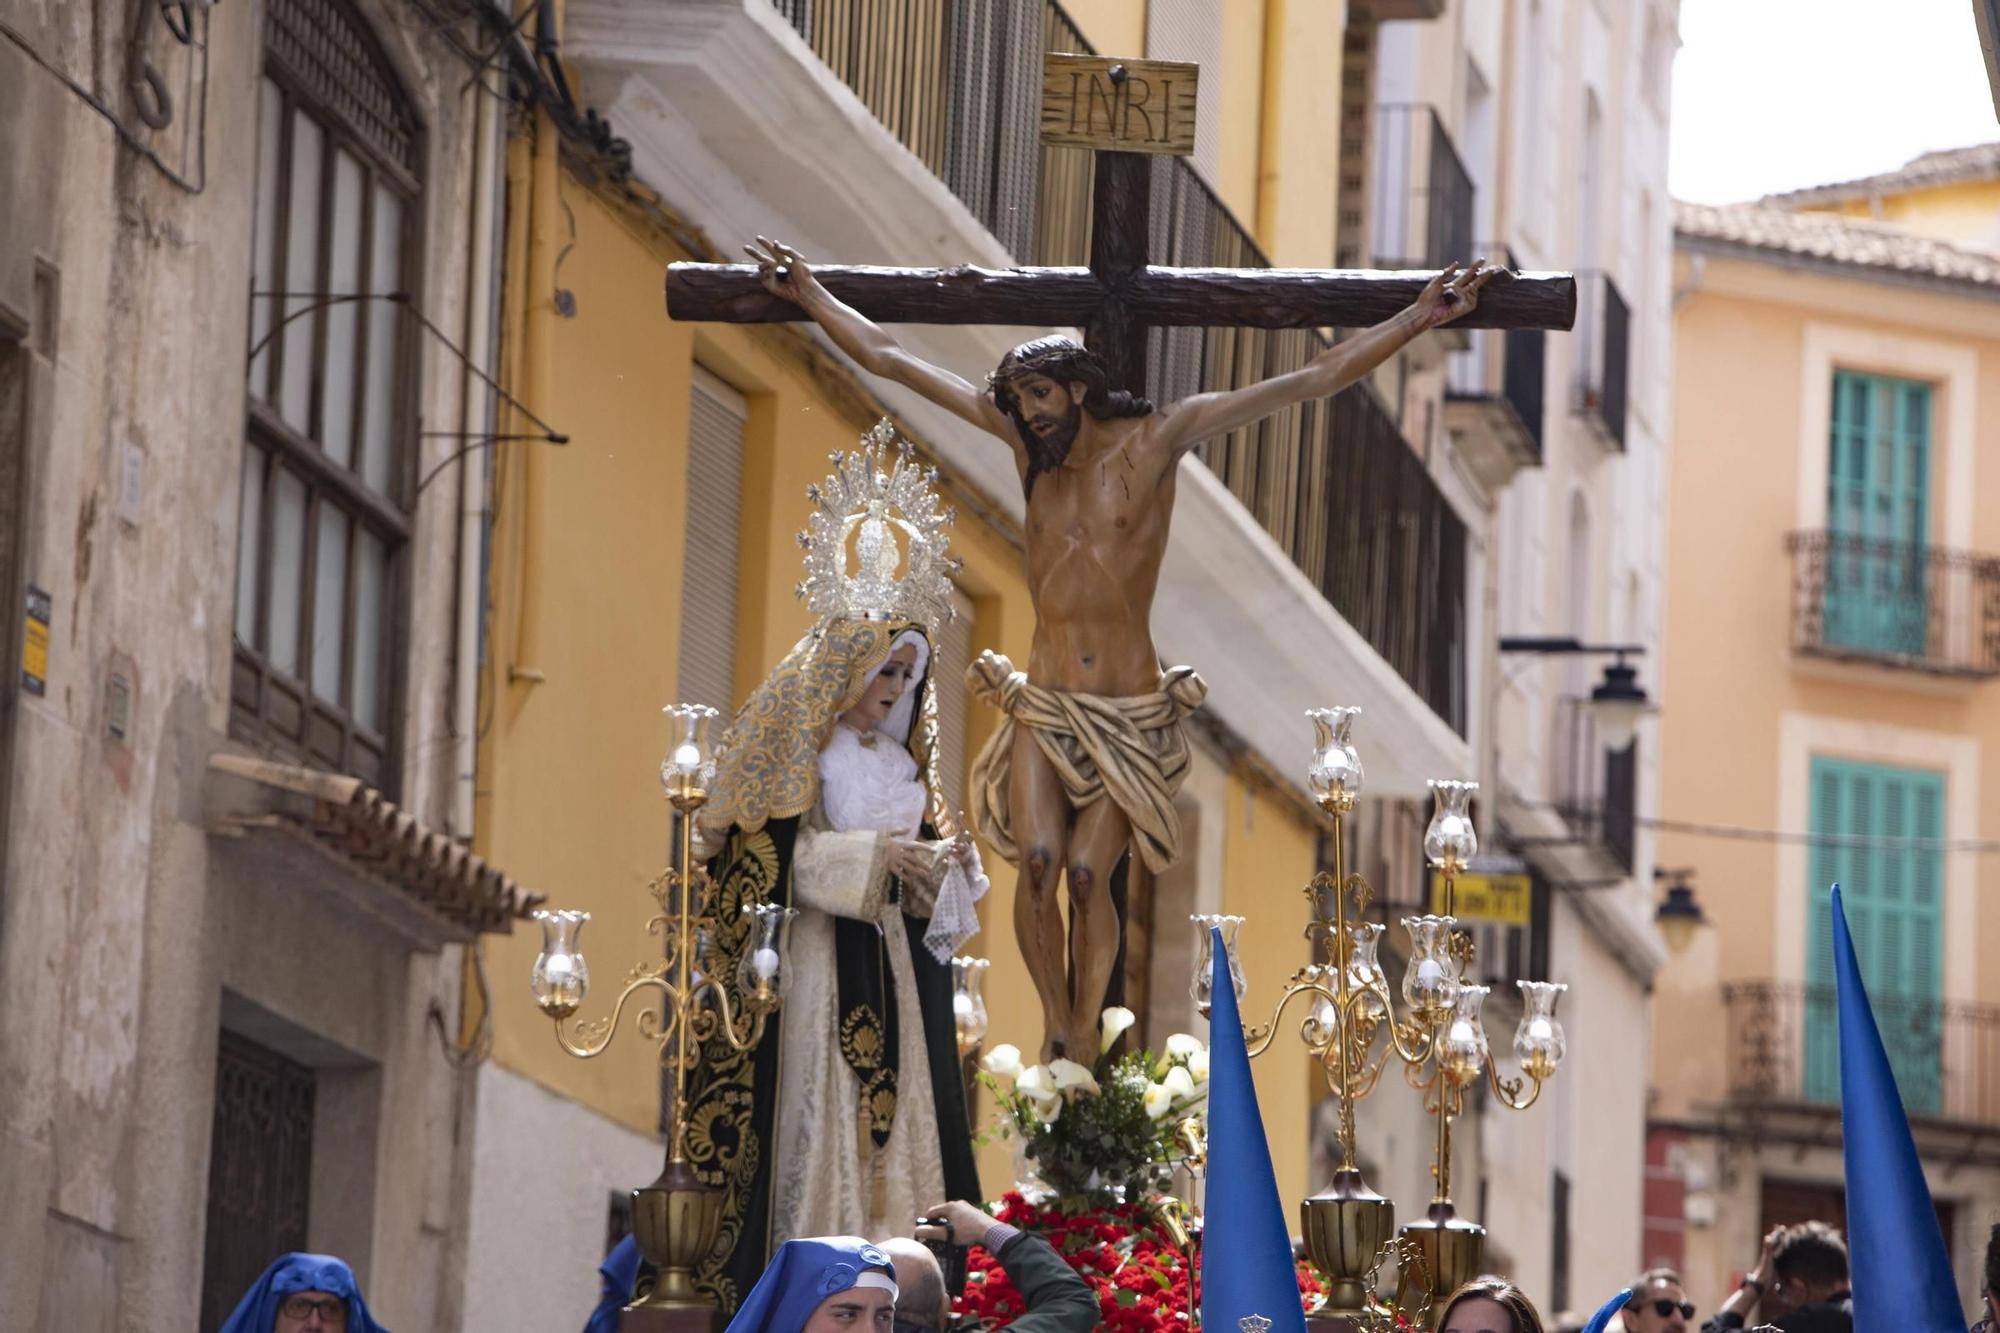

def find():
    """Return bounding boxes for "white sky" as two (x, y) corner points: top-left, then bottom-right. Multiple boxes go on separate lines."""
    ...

(1668, 0), (2000, 204)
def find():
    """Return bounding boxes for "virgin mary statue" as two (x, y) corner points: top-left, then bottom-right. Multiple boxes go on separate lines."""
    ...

(686, 425), (986, 1309)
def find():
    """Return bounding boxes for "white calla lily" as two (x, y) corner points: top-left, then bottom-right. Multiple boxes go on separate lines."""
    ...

(1047, 1058), (1102, 1097)
(1163, 1065), (1196, 1101)
(1187, 1048), (1210, 1083)
(1016, 1064), (1052, 1098)
(1098, 1006), (1137, 1053)
(1027, 1090), (1063, 1124)
(1142, 1082), (1174, 1120)
(1164, 1032), (1203, 1059)
(982, 1043), (1023, 1078)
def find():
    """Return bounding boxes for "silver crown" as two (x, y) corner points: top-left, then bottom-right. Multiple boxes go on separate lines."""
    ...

(795, 420), (960, 628)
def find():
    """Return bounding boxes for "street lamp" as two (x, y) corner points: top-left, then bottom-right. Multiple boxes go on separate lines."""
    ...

(1654, 867), (1706, 953)
(1499, 637), (1655, 746)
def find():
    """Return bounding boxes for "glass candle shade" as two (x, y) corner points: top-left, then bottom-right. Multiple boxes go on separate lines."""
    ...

(1513, 980), (1569, 1079)
(531, 909), (591, 1018)
(1306, 707), (1364, 806)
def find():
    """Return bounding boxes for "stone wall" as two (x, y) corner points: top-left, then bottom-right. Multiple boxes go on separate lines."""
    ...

(0, 2), (496, 1326)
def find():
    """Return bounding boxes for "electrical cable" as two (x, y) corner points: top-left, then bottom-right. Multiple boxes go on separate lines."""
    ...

(1513, 799), (2000, 856)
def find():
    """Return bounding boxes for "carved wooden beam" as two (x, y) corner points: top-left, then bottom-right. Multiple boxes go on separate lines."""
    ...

(666, 262), (1578, 331)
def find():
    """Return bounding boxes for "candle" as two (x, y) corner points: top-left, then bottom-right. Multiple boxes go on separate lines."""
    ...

(543, 954), (574, 982)
(671, 742), (703, 771)
(1527, 1017), (1553, 1041)
(753, 947), (781, 980)
(952, 991), (974, 1017)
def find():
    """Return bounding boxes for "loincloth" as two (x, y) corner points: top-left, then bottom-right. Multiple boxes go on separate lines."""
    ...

(964, 650), (1208, 874)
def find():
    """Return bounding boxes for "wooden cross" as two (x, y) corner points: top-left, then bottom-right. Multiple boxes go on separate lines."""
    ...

(663, 55), (1573, 396)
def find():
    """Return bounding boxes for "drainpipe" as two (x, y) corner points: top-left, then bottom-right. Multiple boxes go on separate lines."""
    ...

(453, 54), (503, 836)
(1255, 0), (1288, 256)
(510, 0), (560, 688)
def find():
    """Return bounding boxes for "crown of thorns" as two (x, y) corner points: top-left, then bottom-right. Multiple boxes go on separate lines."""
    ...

(985, 342), (1106, 391)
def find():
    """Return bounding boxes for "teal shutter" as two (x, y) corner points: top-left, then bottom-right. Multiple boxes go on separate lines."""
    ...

(1804, 757), (1945, 1114)
(1824, 370), (1931, 656)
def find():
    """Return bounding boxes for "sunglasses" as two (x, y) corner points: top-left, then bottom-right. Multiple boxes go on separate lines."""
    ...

(1644, 1298), (1696, 1320)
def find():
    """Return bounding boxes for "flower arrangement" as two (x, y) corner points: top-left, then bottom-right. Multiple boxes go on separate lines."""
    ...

(978, 1008), (1209, 1206)
(953, 1191), (1329, 1333)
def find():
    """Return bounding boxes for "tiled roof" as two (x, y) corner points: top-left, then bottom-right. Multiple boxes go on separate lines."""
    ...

(1674, 200), (2000, 292)
(206, 754), (545, 937)
(1764, 143), (2000, 208)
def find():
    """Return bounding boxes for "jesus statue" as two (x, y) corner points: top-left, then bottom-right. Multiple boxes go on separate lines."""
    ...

(746, 237), (1494, 1060)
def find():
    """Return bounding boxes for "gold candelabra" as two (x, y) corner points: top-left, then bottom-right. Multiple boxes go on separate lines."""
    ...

(1197, 708), (1569, 1326)
(529, 704), (797, 1319)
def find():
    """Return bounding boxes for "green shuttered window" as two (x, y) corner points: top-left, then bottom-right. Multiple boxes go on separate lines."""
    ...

(1804, 756), (1944, 1114)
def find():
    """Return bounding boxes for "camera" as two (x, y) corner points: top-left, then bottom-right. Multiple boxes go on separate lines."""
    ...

(919, 1215), (969, 1298)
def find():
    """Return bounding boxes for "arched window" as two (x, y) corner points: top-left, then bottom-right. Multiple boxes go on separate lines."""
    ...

(232, 0), (422, 789)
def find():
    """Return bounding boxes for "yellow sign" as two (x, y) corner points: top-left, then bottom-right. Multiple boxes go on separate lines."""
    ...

(1040, 54), (1199, 155)
(22, 586), (49, 697)
(1430, 871), (1532, 926)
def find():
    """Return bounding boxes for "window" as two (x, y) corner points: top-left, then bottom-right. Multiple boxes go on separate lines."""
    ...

(232, 0), (421, 788)
(678, 369), (747, 714)
(1804, 757), (1944, 1113)
(1823, 370), (1932, 657)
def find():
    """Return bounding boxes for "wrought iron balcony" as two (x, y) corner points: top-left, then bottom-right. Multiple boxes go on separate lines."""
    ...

(1574, 271), (1629, 450)
(1723, 979), (2000, 1124)
(766, 0), (1470, 735)
(1371, 104), (1476, 272)
(1447, 245), (1545, 488)
(1550, 696), (1636, 877)
(1786, 530), (2000, 678)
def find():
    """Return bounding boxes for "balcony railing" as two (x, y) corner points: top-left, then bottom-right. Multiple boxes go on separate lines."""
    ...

(768, 0), (1469, 733)
(1371, 104), (1475, 271)
(1446, 244), (1545, 468)
(1574, 271), (1629, 450)
(1551, 696), (1636, 873)
(1724, 980), (2000, 1123)
(1786, 530), (2000, 678)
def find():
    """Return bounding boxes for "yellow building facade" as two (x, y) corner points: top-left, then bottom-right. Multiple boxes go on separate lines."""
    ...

(1655, 154), (2000, 1315)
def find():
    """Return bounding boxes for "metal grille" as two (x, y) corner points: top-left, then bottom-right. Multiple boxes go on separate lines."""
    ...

(1786, 530), (2000, 677)
(1371, 105), (1475, 270)
(1721, 980), (2000, 1123)
(1551, 696), (1638, 870)
(199, 1031), (317, 1332)
(267, 0), (420, 174)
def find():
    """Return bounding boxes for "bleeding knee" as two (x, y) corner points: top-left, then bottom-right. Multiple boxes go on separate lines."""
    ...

(1067, 863), (1096, 895)
(1026, 847), (1057, 890)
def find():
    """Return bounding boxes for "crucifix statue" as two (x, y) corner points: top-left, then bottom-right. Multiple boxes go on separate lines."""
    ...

(665, 55), (1574, 1062)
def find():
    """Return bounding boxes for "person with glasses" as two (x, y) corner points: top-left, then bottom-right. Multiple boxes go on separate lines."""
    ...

(1613, 1268), (1694, 1333)
(218, 1253), (386, 1332)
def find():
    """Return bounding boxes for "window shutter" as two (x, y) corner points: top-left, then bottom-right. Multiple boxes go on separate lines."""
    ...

(934, 587), (976, 818)
(678, 369), (746, 715)
(1805, 756), (1946, 1114)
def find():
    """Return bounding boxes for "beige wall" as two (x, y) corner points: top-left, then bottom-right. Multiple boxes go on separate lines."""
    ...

(1660, 250), (2000, 1067)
